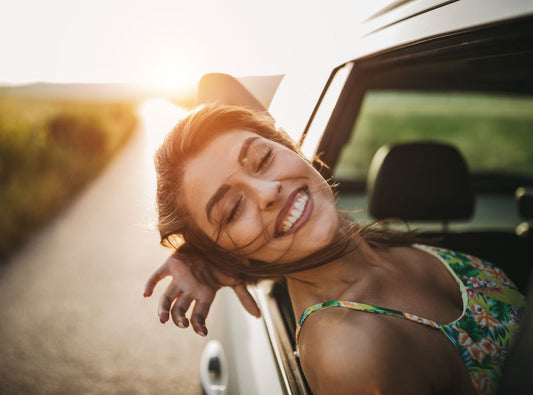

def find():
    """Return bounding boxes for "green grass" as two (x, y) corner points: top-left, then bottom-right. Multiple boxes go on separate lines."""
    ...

(334, 92), (533, 181)
(0, 96), (138, 258)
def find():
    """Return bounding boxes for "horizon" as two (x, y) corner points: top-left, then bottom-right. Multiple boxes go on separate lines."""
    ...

(0, 1), (388, 90)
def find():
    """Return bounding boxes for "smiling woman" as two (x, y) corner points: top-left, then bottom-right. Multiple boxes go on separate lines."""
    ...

(146, 103), (526, 395)
(182, 129), (338, 264)
(153, 104), (414, 281)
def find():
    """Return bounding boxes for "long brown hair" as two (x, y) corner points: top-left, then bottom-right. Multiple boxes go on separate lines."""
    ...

(154, 104), (417, 284)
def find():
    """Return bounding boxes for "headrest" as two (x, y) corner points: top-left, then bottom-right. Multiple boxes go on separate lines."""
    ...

(366, 142), (474, 221)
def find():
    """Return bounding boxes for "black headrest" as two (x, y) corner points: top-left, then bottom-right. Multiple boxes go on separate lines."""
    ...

(366, 142), (474, 221)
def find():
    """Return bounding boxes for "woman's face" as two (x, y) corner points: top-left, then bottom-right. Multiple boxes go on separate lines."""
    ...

(182, 129), (339, 264)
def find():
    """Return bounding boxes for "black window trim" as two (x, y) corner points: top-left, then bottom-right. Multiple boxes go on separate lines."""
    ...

(312, 14), (533, 176)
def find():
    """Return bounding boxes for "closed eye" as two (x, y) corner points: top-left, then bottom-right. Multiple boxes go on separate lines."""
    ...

(226, 196), (243, 224)
(256, 147), (273, 172)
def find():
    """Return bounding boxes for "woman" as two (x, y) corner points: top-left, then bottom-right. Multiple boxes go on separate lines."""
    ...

(144, 104), (525, 394)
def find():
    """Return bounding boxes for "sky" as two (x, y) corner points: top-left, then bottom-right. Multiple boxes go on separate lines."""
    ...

(0, 0), (388, 90)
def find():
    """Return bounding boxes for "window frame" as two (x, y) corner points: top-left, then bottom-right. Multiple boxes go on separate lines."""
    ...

(309, 15), (533, 180)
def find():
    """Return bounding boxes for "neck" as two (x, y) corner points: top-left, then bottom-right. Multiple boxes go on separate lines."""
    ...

(285, 239), (386, 306)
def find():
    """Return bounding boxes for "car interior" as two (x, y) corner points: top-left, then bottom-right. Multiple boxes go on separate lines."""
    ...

(365, 141), (533, 293)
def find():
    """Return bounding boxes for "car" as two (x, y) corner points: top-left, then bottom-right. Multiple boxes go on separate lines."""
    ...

(199, 1), (533, 394)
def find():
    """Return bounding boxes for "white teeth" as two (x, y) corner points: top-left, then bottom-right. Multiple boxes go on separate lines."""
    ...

(278, 191), (309, 234)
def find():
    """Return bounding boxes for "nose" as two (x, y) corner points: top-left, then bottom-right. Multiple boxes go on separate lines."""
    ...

(248, 178), (281, 211)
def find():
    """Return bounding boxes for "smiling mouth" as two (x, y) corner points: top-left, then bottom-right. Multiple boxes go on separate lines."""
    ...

(274, 187), (312, 237)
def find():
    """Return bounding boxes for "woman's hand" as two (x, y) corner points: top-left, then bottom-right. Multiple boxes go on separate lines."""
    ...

(143, 252), (260, 336)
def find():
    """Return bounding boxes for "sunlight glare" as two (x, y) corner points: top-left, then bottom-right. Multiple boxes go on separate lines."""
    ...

(138, 98), (188, 216)
(139, 98), (188, 154)
(146, 67), (197, 94)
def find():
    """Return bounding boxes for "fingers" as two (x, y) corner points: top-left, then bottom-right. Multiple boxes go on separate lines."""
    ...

(233, 284), (261, 318)
(158, 293), (172, 324)
(158, 282), (181, 323)
(144, 265), (169, 298)
(171, 294), (193, 328)
(145, 251), (224, 336)
(191, 301), (212, 337)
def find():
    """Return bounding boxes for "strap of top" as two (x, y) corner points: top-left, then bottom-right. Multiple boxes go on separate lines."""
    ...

(293, 244), (466, 356)
(294, 300), (442, 356)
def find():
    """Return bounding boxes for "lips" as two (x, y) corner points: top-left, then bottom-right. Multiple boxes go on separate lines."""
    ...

(274, 187), (313, 237)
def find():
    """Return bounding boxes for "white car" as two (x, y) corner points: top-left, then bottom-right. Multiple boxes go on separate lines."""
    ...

(199, 1), (533, 393)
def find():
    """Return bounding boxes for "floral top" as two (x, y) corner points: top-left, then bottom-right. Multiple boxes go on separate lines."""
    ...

(295, 244), (526, 394)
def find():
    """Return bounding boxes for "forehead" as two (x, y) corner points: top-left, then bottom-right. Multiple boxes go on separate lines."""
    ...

(182, 129), (259, 224)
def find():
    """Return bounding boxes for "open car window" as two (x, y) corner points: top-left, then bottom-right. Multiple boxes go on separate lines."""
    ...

(334, 91), (533, 184)
(333, 90), (533, 231)
(305, 16), (533, 232)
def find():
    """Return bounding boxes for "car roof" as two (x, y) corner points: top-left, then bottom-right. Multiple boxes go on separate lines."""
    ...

(268, 0), (533, 142)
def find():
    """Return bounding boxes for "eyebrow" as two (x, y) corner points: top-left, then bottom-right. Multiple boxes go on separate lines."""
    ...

(238, 136), (259, 165)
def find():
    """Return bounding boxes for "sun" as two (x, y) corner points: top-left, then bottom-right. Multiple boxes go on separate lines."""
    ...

(147, 67), (199, 94)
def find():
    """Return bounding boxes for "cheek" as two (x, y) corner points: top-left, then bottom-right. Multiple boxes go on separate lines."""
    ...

(311, 210), (338, 245)
(218, 213), (270, 252)
(301, 191), (338, 250)
(292, 158), (329, 194)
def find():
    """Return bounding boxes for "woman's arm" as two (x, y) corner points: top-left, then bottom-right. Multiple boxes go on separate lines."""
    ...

(144, 250), (260, 336)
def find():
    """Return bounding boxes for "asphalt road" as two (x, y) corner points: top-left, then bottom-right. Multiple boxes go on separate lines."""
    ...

(0, 100), (207, 394)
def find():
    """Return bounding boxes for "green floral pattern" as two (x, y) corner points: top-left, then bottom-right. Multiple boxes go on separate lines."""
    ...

(295, 244), (526, 394)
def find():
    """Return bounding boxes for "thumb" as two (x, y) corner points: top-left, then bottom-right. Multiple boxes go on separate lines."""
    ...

(233, 284), (261, 318)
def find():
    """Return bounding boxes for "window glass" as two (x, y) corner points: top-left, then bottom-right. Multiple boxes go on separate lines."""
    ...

(300, 63), (353, 159)
(334, 91), (533, 185)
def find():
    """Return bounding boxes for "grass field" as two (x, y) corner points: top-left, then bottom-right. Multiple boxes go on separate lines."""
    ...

(334, 91), (533, 181)
(0, 96), (138, 258)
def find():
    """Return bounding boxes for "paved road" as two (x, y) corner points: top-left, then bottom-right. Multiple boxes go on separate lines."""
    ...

(0, 100), (207, 394)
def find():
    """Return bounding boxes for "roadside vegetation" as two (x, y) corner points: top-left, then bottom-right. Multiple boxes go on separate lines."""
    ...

(0, 96), (138, 259)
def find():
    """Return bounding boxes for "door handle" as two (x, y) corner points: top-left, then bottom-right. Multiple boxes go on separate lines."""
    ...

(200, 340), (228, 395)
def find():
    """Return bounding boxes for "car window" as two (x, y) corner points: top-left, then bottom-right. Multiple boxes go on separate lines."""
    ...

(334, 90), (533, 184)
(300, 63), (353, 159)
(331, 90), (533, 230)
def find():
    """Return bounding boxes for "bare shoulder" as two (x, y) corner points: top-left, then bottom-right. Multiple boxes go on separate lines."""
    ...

(298, 308), (429, 394)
